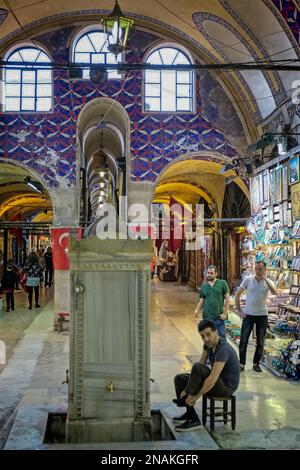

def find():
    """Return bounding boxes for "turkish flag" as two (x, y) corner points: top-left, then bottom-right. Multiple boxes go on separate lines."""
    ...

(50, 227), (82, 270)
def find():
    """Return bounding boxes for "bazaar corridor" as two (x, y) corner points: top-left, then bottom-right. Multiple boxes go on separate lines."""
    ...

(0, 281), (299, 449)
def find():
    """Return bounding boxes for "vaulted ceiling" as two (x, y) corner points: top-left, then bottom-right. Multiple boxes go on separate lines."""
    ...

(0, 0), (299, 130)
(0, 0), (299, 215)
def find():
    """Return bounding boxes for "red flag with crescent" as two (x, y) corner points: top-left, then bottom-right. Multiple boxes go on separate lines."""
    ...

(50, 227), (82, 270)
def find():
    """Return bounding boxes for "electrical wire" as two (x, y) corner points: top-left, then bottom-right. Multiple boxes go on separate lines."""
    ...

(13, 0), (51, 11)
(3, 0), (41, 49)
(4, 0), (299, 64)
(152, 0), (300, 63)
(1, 1), (298, 108)
(3, 0), (299, 69)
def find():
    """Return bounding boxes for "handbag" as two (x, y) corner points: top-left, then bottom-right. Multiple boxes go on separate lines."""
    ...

(20, 272), (28, 292)
(20, 272), (27, 284)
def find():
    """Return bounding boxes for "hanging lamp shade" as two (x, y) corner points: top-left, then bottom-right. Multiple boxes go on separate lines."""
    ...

(101, 1), (134, 56)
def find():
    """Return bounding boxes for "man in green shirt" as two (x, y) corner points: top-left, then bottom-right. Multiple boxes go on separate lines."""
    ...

(194, 265), (230, 340)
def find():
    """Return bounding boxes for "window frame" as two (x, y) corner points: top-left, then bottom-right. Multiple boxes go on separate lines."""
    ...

(72, 28), (123, 80)
(143, 44), (195, 114)
(3, 45), (53, 114)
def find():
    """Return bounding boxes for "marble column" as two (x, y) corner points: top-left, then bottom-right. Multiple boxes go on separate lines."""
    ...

(50, 188), (79, 328)
(66, 237), (152, 443)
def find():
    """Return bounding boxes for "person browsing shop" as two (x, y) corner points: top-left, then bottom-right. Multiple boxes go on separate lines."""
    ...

(235, 261), (277, 372)
(194, 265), (230, 340)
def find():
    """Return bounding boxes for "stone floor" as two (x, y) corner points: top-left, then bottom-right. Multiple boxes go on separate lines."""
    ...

(0, 280), (299, 449)
(151, 280), (300, 449)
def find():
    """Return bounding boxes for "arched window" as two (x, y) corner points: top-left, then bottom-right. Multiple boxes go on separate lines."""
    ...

(144, 46), (194, 112)
(4, 46), (52, 112)
(73, 30), (121, 79)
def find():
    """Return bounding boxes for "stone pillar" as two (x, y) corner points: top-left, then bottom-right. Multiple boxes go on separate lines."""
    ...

(49, 188), (79, 328)
(127, 181), (154, 215)
(66, 237), (152, 443)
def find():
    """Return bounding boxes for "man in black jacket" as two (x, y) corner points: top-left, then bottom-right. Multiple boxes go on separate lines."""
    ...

(44, 247), (54, 287)
(2, 259), (17, 312)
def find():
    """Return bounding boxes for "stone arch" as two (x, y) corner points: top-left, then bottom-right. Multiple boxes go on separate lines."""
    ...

(152, 150), (249, 217)
(76, 96), (131, 222)
(0, 157), (55, 219)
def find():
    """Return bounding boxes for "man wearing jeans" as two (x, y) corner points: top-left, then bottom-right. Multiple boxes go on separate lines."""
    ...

(194, 265), (230, 341)
(173, 319), (240, 431)
(235, 261), (277, 372)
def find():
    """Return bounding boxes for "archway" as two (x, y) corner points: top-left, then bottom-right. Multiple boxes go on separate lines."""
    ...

(76, 98), (131, 233)
(0, 159), (53, 265)
(152, 154), (250, 289)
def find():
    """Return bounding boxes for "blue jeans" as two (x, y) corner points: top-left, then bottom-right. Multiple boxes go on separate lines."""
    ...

(213, 318), (226, 341)
(239, 315), (268, 365)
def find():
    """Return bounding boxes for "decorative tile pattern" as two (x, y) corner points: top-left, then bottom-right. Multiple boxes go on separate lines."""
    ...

(0, 8), (8, 25)
(271, 0), (300, 46)
(0, 28), (239, 187)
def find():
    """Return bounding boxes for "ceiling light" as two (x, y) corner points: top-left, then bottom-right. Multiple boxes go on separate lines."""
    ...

(24, 176), (44, 193)
(246, 133), (274, 153)
(101, 1), (134, 56)
(219, 163), (234, 175)
(224, 175), (238, 186)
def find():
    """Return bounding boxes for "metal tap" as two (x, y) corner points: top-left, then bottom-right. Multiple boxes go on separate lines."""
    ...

(62, 369), (69, 384)
(106, 380), (114, 392)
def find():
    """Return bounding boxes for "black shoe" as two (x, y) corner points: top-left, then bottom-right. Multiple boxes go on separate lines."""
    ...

(253, 364), (262, 372)
(6, 308), (9, 312)
(11, 308), (15, 311)
(28, 306), (32, 310)
(240, 365), (245, 372)
(172, 412), (190, 423)
(175, 418), (201, 432)
(172, 397), (186, 407)
(35, 304), (41, 308)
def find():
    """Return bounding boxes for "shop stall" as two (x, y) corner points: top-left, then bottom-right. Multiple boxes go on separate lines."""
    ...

(227, 146), (300, 380)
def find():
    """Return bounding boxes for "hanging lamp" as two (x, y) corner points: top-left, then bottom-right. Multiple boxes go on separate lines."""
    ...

(101, 1), (134, 56)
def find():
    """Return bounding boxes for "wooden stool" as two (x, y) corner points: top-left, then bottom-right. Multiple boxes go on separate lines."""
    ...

(202, 395), (236, 431)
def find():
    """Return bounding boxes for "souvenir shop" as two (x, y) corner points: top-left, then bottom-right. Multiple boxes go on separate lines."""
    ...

(227, 146), (300, 381)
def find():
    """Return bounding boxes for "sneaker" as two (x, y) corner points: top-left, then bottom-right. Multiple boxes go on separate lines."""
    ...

(240, 365), (245, 372)
(35, 304), (41, 308)
(172, 412), (190, 423)
(175, 418), (201, 432)
(253, 364), (262, 372)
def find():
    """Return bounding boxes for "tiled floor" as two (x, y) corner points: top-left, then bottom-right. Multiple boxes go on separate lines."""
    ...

(0, 280), (299, 449)
(150, 279), (300, 449)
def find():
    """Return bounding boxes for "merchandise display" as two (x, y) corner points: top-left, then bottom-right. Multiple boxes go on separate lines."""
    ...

(244, 175), (300, 376)
(271, 340), (300, 380)
(227, 297), (256, 348)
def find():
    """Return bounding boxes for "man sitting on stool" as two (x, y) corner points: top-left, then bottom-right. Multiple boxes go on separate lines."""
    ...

(173, 319), (240, 431)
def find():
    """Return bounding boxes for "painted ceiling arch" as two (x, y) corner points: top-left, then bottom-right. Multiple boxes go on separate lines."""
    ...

(0, 0), (298, 131)
(219, 0), (300, 108)
(193, 12), (278, 121)
(154, 158), (249, 215)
